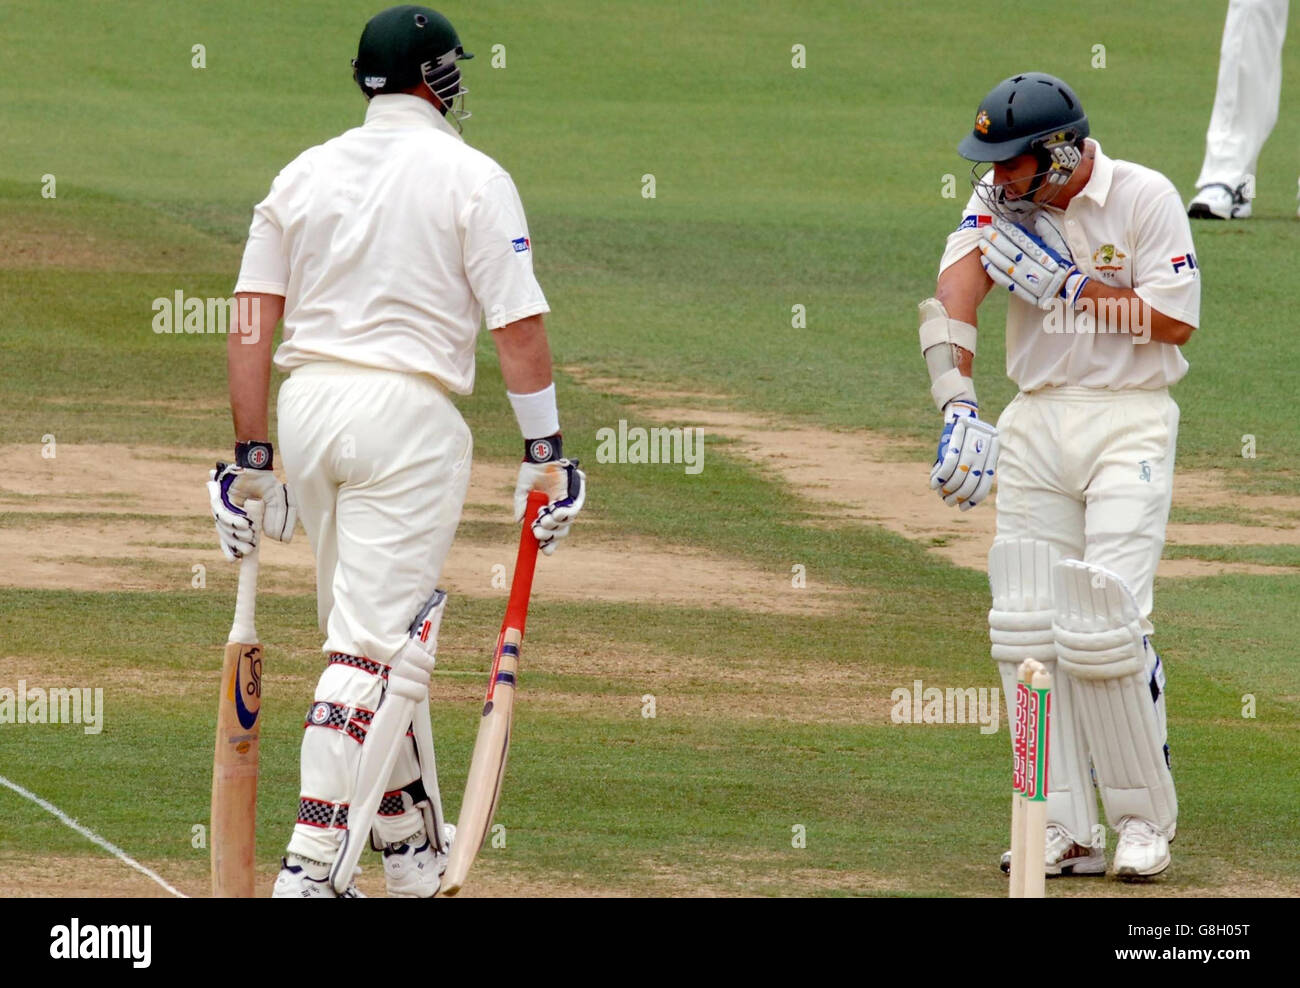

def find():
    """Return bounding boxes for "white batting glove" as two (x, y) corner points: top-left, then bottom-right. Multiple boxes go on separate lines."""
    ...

(930, 402), (998, 511)
(207, 442), (296, 560)
(513, 436), (586, 555)
(978, 215), (1089, 309)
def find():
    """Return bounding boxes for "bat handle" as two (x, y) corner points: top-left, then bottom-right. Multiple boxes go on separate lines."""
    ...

(524, 488), (549, 526)
(503, 492), (549, 632)
(229, 499), (264, 644)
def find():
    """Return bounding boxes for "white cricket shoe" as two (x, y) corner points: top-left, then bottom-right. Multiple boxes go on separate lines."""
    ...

(272, 854), (365, 898)
(999, 823), (1105, 877)
(384, 823), (456, 898)
(1187, 183), (1251, 220)
(1044, 824), (1106, 876)
(1113, 817), (1171, 879)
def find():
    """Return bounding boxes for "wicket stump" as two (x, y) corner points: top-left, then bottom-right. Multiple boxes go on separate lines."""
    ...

(1010, 658), (1051, 898)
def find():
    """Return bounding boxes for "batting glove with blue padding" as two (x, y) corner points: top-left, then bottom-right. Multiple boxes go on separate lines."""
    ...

(978, 215), (1090, 310)
(930, 401), (998, 511)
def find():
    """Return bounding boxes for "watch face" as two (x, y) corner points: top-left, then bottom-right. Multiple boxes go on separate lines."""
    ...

(246, 444), (271, 469)
(530, 439), (554, 462)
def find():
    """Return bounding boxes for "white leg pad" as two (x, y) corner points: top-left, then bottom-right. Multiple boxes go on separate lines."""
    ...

(330, 592), (446, 893)
(989, 540), (1098, 844)
(1053, 560), (1177, 837)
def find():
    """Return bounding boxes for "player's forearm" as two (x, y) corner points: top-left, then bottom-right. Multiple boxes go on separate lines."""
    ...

(227, 292), (283, 441)
(934, 249), (991, 382)
(492, 314), (553, 394)
(1079, 282), (1194, 346)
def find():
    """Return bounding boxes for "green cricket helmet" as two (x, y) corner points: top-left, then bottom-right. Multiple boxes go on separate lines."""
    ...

(352, 6), (474, 124)
(958, 72), (1090, 217)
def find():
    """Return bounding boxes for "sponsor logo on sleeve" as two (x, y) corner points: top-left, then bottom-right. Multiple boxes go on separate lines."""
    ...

(511, 236), (531, 253)
(958, 214), (993, 231)
(1170, 252), (1198, 274)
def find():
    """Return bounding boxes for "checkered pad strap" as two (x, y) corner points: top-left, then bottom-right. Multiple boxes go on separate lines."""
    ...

(328, 652), (390, 680)
(297, 796), (348, 830)
(304, 700), (375, 745)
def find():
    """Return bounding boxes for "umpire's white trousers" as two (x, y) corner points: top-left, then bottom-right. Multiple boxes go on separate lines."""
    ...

(276, 361), (472, 862)
(1195, 0), (1289, 190)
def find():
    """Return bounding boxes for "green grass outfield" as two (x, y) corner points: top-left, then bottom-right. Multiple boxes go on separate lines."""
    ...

(0, 1), (1296, 896)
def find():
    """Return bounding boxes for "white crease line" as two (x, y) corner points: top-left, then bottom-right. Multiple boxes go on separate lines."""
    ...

(0, 774), (188, 898)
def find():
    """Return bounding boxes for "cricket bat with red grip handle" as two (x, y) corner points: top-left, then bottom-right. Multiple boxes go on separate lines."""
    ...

(440, 490), (547, 895)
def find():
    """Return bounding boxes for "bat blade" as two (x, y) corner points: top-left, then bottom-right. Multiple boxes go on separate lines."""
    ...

(440, 628), (520, 895)
(211, 497), (264, 898)
(211, 640), (262, 897)
(441, 490), (546, 896)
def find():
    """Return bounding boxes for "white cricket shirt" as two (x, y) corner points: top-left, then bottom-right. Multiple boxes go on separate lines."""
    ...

(939, 140), (1198, 392)
(235, 94), (549, 394)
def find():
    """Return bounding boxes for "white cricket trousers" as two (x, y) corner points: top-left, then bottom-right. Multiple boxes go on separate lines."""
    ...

(995, 386), (1179, 634)
(994, 386), (1179, 844)
(276, 361), (472, 863)
(1196, 0), (1289, 190)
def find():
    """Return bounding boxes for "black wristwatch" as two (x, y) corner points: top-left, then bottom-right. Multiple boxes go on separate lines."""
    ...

(235, 440), (274, 470)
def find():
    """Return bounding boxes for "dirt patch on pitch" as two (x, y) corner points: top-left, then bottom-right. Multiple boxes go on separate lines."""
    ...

(0, 852), (636, 898)
(561, 370), (1300, 578)
(0, 444), (842, 614)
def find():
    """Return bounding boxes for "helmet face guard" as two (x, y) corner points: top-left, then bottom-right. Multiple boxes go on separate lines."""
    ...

(420, 45), (471, 129)
(970, 127), (1086, 221)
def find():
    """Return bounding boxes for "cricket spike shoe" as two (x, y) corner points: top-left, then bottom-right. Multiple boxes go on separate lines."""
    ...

(272, 854), (365, 898)
(384, 822), (456, 898)
(1113, 817), (1171, 879)
(1000, 824), (1105, 877)
(1187, 182), (1251, 220)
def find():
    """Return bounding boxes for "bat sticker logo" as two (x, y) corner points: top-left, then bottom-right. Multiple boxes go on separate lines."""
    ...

(234, 646), (262, 730)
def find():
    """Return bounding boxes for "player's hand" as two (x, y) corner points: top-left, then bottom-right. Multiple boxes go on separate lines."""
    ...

(978, 216), (1089, 310)
(208, 452), (296, 560)
(514, 435), (585, 555)
(930, 401), (998, 511)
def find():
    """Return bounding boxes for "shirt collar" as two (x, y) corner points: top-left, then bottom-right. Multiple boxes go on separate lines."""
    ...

(1072, 139), (1112, 207)
(363, 93), (464, 143)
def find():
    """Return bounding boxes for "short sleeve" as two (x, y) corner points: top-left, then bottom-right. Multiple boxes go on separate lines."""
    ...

(234, 171), (291, 296)
(462, 172), (550, 329)
(939, 185), (994, 276)
(1132, 184), (1201, 328)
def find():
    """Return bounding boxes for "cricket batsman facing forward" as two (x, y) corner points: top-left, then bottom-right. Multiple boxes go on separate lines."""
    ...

(206, 5), (586, 897)
(921, 73), (1199, 879)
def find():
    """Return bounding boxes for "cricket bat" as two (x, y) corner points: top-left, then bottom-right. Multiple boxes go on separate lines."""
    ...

(211, 497), (264, 898)
(441, 490), (547, 896)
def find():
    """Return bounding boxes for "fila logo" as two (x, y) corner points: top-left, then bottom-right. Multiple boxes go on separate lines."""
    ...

(1170, 253), (1198, 274)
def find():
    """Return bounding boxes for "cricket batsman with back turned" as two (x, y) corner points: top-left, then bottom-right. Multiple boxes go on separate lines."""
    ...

(207, 5), (586, 897)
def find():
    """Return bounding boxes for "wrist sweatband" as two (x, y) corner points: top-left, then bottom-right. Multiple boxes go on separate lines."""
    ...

(507, 382), (560, 439)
